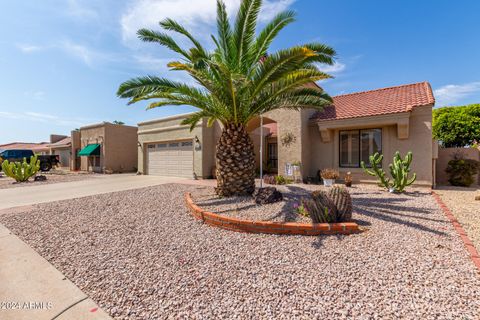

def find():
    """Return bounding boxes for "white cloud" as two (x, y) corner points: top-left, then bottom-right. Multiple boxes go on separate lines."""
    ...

(320, 62), (346, 74)
(66, 0), (99, 19)
(61, 41), (96, 66)
(434, 82), (480, 106)
(16, 44), (45, 53)
(0, 111), (93, 127)
(120, 0), (295, 43)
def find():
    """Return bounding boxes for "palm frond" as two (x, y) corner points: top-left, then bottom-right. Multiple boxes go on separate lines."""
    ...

(233, 0), (262, 68)
(137, 29), (190, 59)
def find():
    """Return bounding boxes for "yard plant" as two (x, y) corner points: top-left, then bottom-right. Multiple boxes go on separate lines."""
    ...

(117, 0), (335, 196)
(433, 104), (480, 148)
(1, 155), (40, 182)
(361, 151), (416, 193)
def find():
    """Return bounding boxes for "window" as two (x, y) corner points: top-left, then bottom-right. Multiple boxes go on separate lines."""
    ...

(157, 143), (167, 148)
(169, 142), (179, 147)
(339, 129), (382, 167)
(267, 143), (278, 169)
(147, 144), (155, 149)
(181, 141), (193, 147)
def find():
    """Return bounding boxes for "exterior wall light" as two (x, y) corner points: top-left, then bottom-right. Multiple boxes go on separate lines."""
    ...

(194, 136), (201, 150)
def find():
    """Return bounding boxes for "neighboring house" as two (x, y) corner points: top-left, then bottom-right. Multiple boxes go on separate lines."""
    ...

(48, 135), (71, 168)
(137, 82), (436, 186)
(0, 142), (50, 155)
(71, 122), (138, 173)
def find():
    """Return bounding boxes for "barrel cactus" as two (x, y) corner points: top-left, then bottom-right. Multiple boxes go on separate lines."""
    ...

(328, 186), (352, 221)
(1, 155), (40, 182)
(309, 190), (338, 223)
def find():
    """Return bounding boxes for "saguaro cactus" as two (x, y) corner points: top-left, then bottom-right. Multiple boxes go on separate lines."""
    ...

(361, 151), (416, 193)
(1, 155), (40, 182)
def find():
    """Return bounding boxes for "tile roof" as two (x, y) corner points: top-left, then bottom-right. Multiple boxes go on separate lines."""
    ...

(0, 142), (50, 152)
(312, 82), (435, 121)
(48, 137), (71, 148)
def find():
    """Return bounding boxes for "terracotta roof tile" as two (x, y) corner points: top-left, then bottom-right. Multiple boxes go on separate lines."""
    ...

(48, 137), (71, 148)
(0, 142), (50, 151)
(312, 82), (435, 121)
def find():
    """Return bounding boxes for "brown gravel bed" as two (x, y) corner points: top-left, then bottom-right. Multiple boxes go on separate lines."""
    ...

(1, 183), (480, 319)
(434, 186), (480, 251)
(0, 170), (97, 189)
(192, 184), (322, 223)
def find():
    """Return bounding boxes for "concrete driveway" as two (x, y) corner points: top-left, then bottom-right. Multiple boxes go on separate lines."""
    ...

(0, 174), (215, 210)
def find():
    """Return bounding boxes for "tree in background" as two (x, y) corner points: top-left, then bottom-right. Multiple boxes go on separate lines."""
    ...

(433, 104), (480, 147)
(113, 120), (125, 125)
(117, 0), (336, 196)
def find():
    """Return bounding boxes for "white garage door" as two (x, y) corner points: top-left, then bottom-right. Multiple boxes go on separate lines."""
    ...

(147, 140), (193, 178)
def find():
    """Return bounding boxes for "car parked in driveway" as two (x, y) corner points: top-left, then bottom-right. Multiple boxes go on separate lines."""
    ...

(0, 149), (60, 171)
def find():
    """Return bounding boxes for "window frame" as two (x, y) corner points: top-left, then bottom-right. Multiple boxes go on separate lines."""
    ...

(339, 128), (382, 168)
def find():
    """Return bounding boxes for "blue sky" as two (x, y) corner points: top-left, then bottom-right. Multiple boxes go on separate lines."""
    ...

(1, 0), (479, 144)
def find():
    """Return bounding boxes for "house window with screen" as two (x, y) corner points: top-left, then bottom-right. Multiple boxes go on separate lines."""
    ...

(339, 129), (382, 167)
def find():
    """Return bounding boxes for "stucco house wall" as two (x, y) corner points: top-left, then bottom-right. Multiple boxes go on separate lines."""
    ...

(436, 147), (480, 185)
(76, 123), (137, 173)
(137, 114), (220, 178)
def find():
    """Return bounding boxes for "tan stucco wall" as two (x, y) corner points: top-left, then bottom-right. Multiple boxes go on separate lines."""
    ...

(51, 147), (71, 167)
(307, 105), (434, 186)
(79, 125), (106, 172)
(137, 114), (220, 178)
(76, 123), (137, 173)
(70, 130), (81, 170)
(103, 124), (138, 173)
(436, 147), (480, 185)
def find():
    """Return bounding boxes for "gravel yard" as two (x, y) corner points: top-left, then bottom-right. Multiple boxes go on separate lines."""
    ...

(1, 183), (480, 319)
(0, 170), (96, 189)
(434, 186), (480, 251)
(192, 184), (322, 223)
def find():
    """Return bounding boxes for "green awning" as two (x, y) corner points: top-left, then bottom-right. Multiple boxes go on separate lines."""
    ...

(78, 144), (100, 156)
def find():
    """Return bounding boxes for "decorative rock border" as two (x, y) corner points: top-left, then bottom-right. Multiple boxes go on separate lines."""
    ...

(432, 191), (480, 272)
(184, 193), (360, 236)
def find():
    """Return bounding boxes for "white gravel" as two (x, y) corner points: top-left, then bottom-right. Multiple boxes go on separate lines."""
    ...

(0, 170), (96, 189)
(1, 183), (480, 319)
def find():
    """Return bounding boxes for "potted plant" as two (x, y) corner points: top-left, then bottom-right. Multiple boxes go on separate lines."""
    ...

(291, 161), (301, 182)
(320, 168), (339, 187)
(344, 172), (352, 187)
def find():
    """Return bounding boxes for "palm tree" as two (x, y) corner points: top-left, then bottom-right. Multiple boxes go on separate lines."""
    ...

(118, 0), (336, 197)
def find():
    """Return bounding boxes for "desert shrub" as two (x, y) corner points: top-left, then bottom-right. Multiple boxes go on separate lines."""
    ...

(446, 157), (480, 187)
(1, 155), (40, 182)
(263, 174), (292, 185)
(320, 168), (339, 180)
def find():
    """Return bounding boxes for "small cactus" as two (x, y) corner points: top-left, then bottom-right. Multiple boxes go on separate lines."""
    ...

(309, 190), (338, 223)
(328, 186), (352, 221)
(1, 155), (40, 182)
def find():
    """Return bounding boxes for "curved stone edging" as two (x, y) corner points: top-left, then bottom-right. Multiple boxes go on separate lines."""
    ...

(184, 193), (360, 236)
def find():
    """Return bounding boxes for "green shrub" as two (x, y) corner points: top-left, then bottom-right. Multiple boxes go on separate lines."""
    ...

(1, 156), (40, 182)
(433, 104), (480, 148)
(446, 157), (480, 187)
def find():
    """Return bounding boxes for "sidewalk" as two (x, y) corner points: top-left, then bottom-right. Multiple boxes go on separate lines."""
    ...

(0, 223), (112, 319)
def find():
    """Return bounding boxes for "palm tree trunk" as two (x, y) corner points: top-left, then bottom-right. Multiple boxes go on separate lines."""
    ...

(215, 123), (256, 196)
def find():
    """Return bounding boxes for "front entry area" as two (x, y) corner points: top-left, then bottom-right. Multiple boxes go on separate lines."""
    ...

(146, 140), (193, 178)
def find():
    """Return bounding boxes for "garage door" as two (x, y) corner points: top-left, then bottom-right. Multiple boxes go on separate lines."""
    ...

(146, 140), (193, 178)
